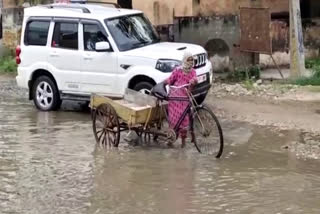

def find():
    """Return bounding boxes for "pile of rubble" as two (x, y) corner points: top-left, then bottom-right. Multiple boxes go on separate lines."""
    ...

(288, 133), (320, 160)
(0, 77), (28, 99)
(210, 80), (299, 100)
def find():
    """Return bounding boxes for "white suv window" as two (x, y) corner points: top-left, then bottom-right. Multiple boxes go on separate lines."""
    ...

(24, 20), (50, 46)
(83, 23), (108, 51)
(105, 14), (159, 51)
(52, 22), (78, 50)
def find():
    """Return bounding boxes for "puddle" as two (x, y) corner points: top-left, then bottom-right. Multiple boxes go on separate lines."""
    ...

(0, 78), (320, 213)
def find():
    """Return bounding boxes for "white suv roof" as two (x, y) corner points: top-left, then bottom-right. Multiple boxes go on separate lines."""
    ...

(24, 3), (142, 20)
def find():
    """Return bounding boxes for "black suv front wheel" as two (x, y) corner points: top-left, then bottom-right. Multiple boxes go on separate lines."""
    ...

(32, 76), (61, 111)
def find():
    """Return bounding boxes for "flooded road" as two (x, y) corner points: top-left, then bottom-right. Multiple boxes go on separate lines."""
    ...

(1, 76), (320, 214)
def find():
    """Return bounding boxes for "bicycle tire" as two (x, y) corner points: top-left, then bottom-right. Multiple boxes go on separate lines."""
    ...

(192, 106), (224, 158)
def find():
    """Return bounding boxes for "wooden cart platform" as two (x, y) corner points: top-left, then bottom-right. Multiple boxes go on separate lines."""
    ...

(90, 88), (165, 125)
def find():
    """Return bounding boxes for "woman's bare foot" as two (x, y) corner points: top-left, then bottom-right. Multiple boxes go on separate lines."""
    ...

(191, 132), (196, 144)
(181, 138), (186, 148)
(167, 142), (174, 147)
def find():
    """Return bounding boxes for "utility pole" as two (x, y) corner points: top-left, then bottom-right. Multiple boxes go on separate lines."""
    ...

(289, 0), (307, 78)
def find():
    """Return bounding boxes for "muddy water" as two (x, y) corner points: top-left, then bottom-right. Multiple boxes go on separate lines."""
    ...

(1, 83), (320, 213)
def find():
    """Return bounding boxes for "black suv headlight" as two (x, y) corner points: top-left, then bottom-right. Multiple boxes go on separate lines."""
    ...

(155, 59), (181, 73)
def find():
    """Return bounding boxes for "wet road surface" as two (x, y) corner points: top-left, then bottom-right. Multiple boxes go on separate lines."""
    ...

(0, 77), (320, 214)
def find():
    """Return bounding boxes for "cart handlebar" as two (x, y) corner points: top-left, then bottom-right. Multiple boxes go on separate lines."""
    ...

(169, 83), (191, 89)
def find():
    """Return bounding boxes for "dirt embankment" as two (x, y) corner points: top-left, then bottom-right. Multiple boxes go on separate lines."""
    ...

(207, 83), (320, 133)
(0, 74), (28, 99)
(206, 82), (320, 159)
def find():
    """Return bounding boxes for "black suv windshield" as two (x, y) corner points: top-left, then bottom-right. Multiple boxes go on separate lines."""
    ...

(105, 14), (160, 51)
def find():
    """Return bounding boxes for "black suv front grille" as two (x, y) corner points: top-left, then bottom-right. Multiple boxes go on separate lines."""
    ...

(193, 53), (207, 69)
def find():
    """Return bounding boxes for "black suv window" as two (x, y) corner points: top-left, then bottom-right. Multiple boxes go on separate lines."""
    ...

(25, 20), (50, 46)
(83, 24), (108, 51)
(52, 22), (78, 50)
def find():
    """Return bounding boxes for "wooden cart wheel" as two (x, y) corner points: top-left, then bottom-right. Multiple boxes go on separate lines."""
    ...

(142, 124), (158, 145)
(134, 129), (151, 144)
(142, 131), (152, 144)
(92, 103), (120, 147)
(135, 130), (142, 137)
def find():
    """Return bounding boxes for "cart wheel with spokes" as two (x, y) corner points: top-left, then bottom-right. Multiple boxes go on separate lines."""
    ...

(142, 132), (152, 144)
(92, 103), (120, 147)
(136, 125), (153, 145)
(192, 105), (224, 158)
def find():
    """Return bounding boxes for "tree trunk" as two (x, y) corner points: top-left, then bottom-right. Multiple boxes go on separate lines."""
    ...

(289, 0), (307, 78)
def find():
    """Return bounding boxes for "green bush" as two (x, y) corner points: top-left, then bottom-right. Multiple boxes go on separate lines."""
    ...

(305, 58), (320, 69)
(295, 59), (320, 86)
(295, 70), (320, 86)
(0, 56), (17, 73)
(227, 65), (261, 82)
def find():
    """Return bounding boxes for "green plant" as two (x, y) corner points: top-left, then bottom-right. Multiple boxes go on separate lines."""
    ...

(227, 65), (261, 82)
(295, 70), (320, 86)
(248, 65), (261, 80)
(294, 58), (320, 86)
(305, 58), (320, 69)
(242, 79), (255, 90)
(0, 56), (17, 73)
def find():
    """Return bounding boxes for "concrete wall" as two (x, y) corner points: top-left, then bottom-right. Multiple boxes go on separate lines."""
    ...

(197, 0), (288, 16)
(123, 0), (292, 71)
(172, 15), (320, 71)
(133, 0), (175, 25)
(2, 0), (319, 70)
(127, 0), (289, 22)
(127, 0), (289, 23)
(2, 7), (23, 50)
(98, 0), (193, 25)
(260, 17), (320, 68)
(173, 16), (255, 72)
(3, 0), (17, 8)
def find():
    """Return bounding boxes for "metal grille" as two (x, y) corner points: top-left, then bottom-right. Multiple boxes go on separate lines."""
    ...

(193, 53), (207, 69)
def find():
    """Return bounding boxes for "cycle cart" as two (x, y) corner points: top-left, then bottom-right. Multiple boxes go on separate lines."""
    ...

(90, 85), (224, 158)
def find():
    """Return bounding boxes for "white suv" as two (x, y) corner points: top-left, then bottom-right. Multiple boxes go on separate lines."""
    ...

(16, 3), (213, 111)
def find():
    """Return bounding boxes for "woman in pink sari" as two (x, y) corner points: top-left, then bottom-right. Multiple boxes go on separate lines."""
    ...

(165, 52), (198, 148)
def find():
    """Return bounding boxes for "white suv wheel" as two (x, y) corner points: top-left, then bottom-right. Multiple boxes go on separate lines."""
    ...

(32, 76), (61, 111)
(36, 81), (54, 109)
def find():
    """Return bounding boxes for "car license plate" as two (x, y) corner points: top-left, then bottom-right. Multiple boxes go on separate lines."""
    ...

(197, 74), (207, 84)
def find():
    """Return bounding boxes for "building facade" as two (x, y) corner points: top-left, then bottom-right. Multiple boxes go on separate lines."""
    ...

(2, 0), (320, 70)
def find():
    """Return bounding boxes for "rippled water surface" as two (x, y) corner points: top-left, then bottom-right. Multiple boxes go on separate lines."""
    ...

(0, 93), (320, 214)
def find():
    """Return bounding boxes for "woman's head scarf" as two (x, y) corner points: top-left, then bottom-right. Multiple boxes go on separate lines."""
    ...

(182, 51), (194, 73)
